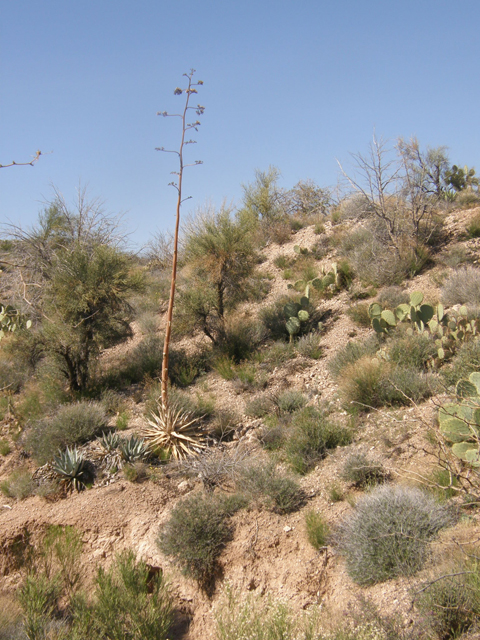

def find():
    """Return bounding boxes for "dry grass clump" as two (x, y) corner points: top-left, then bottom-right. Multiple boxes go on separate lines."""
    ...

(341, 452), (388, 488)
(25, 401), (108, 465)
(339, 356), (433, 410)
(338, 485), (454, 585)
(441, 266), (480, 307)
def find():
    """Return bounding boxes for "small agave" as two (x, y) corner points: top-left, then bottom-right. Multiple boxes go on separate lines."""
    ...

(52, 446), (87, 492)
(119, 435), (147, 464)
(98, 431), (121, 452)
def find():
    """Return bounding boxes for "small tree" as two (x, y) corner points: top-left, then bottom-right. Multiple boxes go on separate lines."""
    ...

(2, 189), (141, 391)
(179, 205), (256, 344)
(155, 69), (204, 411)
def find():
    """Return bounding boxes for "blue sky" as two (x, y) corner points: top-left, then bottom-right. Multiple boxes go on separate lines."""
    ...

(1, 0), (479, 249)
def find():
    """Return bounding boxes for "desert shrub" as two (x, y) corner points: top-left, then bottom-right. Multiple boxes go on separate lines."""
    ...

(456, 189), (480, 208)
(442, 338), (480, 387)
(295, 332), (322, 359)
(376, 286), (409, 309)
(305, 510), (329, 549)
(274, 390), (307, 414)
(440, 243), (470, 269)
(26, 401), (108, 464)
(18, 572), (62, 640)
(99, 388), (128, 415)
(338, 194), (373, 220)
(416, 563), (480, 640)
(257, 341), (295, 367)
(328, 336), (379, 379)
(341, 452), (387, 488)
(216, 319), (262, 363)
(144, 383), (214, 421)
(387, 332), (437, 371)
(117, 334), (164, 383)
(273, 254), (292, 269)
(215, 587), (294, 640)
(0, 439), (11, 456)
(0, 467), (35, 500)
(341, 226), (405, 286)
(174, 447), (253, 491)
(338, 485), (454, 585)
(237, 462), (304, 514)
(168, 347), (207, 388)
(159, 492), (242, 588)
(245, 393), (275, 418)
(346, 302), (371, 328)
(79, 550), (173, 640)
(286, 407), (352, 474)
(0, 351), (29, 394)
(210, 409), (240, 441)
(467, 211), (480, 238)
(340, 357), (433, 410)
(441, 266), (480, 308)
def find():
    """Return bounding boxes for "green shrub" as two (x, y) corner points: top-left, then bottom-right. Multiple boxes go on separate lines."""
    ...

(346, 303), (371, 328)
(81, 550), (173, 640)
(441, 266), (480, 308)
(245, 393), (275, 418)
(256, 341), (295, 367)
(18, 572), (61, 640)
(237, 462), (304, 514)
(376, 286), (409, 309)
(442, 337), (480, 387)
(338, 485), (454, 585)
(440, 243), (470, 268)
(26, 401), (108, 464)
(0, 438), (11, 456)
(416, 563), (480, 640)
(286, 407), (351, 474)
(213, 355), (236, 380)
(341, 452), (387, 488)
(273, 254), (292, 269)
(328, 336), (379, 378)
(215, 587), (294, 640)
(295, 332), (322, 359)
(467, 212), (480, 238)
(274, 390), (307, 414)
(387, 332), (437, 371)
(0, 467), (34, 500)
(159, 492), (242, 588)
(340, 357), (433, 411)
(305, 510), (329, 549)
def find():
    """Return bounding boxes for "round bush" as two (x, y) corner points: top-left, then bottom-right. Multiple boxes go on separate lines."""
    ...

(441, 266), (480, 308)
(338, 485), (454, 585)
(26, 401), (108, 464)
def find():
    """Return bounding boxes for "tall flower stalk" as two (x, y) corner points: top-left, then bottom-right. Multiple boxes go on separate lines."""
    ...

(156, 69), (204, 410)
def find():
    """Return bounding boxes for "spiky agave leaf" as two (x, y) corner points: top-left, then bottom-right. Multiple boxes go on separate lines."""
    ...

(119, 435), (148, 463)
(142, 401), (205, 459)
(52, 446), (87, 492)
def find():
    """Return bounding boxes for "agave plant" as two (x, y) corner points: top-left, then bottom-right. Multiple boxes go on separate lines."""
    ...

(142, 401), (205, 460)
(119, 435), (148, 464)
(98, 431), (121, 452)
(52, 446), (87, 492)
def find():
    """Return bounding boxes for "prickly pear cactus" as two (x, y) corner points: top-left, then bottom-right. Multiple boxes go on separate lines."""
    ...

(438, 372), (480, 467)
(283, 294), (310, 342)
(368, 290), (480, 367)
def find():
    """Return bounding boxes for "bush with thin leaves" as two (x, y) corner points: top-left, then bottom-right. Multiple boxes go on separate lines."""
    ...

(441, 266), (480, 308)
(416, 561), (480, 640)
(328, 336), (380, 379)
(286, 406), (352, 474)
(338, 485), (454, 585)
(305, 510), (329, 550)
(77, 550), (173, 640)
(26, 401), (108, 465)
(341, 452), (387, 488)
(236, 461), (304, 514)
(159, 492), (243, 589)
